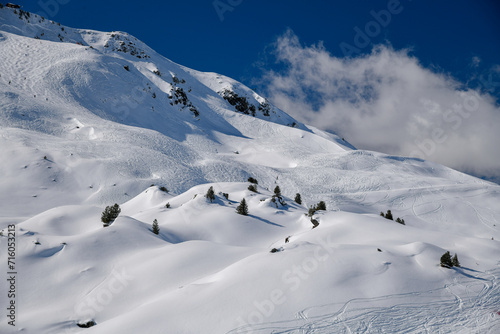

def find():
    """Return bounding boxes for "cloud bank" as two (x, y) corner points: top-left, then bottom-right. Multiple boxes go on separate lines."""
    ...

(257, 30), (500, 182)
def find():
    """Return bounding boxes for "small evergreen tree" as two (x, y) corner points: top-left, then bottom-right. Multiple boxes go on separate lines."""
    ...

(206, 186), (215, 202)
(316, 201), (326, 211)
(248, 184), (258, 193)
(165, 202), (170, 208)
(294, 193), (302, 205)
(385, 210), (393, 220)
(440, 251), (453, 268)
(77, 320), (96, 328)
(152, 219), (160, 235)
(236, 198), (248, 216)
(159, 186), (168, 193)
(396, 217), (405, 225)
(308, 206), (317, 217)
(248, 177), (258, 184)
(271, 195), (287, 207)
(101, 204), (121, 227)
(274, 185), (281, 196)
(452, 253), (461, 267)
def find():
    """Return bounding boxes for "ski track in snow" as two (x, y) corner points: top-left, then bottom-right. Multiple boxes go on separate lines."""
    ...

(229, 266), (500, 334)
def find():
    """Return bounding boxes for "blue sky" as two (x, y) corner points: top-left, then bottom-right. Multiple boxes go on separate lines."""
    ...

(10, 0), (500, 181)
(14, 0), (500, 90)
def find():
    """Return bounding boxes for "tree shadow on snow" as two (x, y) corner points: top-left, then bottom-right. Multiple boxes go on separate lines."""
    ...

(248, 214), (284, 228)
(452, 267), (488, 281)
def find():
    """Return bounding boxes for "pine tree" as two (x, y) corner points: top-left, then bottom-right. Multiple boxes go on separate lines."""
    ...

(101, 203), (121, 227)
(385, 210), (393, 220)
(440, 251), (453, 268)
(308, 206), (317, 217)
(206, 186), (216, 202)
(247, 177), (258, 184)
(274, 185), (281, 196)
(236, 198), (249, 216)
(316, 201), (326, 211)
(248, 184), (258, 193)
(152, 219), (160, 235)
(294, 193), (302, 205)
(452, 253), (460, 267)
(396, 217), (405, 225)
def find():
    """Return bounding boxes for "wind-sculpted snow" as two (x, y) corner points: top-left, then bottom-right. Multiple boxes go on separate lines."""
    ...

(226, 266), (500, 333)
(229, 266), (500, 333)
(1, 184), (498, 333)
(0, 6), (500, 334)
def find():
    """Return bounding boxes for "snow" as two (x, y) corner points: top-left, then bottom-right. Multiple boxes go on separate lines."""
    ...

(0, 6), (499, 333)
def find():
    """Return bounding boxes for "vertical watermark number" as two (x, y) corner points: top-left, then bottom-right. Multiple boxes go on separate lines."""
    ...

(6, 224), (17, 327)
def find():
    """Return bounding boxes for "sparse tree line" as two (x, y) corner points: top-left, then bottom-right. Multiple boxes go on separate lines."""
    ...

(244, 177), (326, 229)
(380, 210), (405, 225)
(98, 183), (463, 267)
(100, 178), (326, 233)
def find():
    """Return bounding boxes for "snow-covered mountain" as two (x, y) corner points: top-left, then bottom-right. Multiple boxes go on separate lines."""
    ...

(0, 6), (499, 333)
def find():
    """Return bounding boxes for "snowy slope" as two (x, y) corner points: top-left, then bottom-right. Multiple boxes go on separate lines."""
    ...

(0, 6), (500, 333)
(2, 184), (500, 333)
(0, 5), (348, 221)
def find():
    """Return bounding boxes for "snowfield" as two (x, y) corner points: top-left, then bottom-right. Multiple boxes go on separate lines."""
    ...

(0, 6), (499, 334)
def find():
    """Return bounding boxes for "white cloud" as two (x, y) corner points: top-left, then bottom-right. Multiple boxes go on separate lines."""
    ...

(471, 56), (481, 68)
(257, 30), (500, 182)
